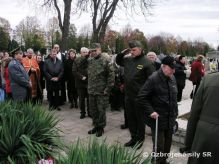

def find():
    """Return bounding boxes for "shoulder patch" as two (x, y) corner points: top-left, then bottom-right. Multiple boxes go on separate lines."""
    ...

(137, 64), (144, 70)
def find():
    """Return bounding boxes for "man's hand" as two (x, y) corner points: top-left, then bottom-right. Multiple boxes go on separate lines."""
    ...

(121, 48), (130, 55)
(150, 112), (159, 119)
(51, 77), (58, 81)
(82, 76), (87, 80)
(103, 88), (108, 95)
(30, 68), (36, 72)
(29, 81), (32, 88)
(179, 147), (190, 154)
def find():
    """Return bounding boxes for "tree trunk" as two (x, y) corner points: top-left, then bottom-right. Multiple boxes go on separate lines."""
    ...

(91, 0), (119, 43)
(54, 0), (72, 52)
(61, 0), (72, 51)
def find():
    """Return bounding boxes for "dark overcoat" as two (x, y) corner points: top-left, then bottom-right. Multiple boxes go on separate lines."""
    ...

(174, 60), (186, 88)
(185, 72), (219, 164)
(72, 56), (88, 89)
(137, 69), (178, 130)
(44, 57), (63, 91)
(8, 59), (30, 101)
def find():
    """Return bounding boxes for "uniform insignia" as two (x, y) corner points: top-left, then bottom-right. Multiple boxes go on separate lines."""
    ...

(137, 65), (143, 69)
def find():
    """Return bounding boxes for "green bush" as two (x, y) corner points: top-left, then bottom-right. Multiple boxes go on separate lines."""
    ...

(59, 138), (151, 164)
(0, 101), (62, 163)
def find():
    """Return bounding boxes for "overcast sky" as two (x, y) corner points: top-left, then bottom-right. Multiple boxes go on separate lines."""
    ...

(0, 0), (219, 48)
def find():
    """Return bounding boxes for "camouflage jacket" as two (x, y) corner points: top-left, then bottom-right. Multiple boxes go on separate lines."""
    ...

(88, 54), (115, 95)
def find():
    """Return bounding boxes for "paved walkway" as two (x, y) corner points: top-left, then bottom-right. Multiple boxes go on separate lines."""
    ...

(47, 80), (194, 164)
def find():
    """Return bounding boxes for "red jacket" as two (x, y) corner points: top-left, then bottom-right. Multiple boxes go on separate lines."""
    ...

(189, 60), (205, 83)
(4, 67), (11, 93)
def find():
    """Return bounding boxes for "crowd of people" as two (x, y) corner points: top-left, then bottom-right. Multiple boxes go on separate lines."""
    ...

(0, 40), (217, 164)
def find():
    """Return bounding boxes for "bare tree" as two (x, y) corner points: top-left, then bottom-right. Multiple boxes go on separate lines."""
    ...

(78, 24), (92, 38)
(0, 17), (11, 33)
(77, 0), (154, 42)
(42, 0), (72, 51)
(46, 17), (60, 47)
(15, 16), (45, 50)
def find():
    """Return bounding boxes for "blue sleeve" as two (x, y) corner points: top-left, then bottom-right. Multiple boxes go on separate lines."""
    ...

(9, 64), (30, 88)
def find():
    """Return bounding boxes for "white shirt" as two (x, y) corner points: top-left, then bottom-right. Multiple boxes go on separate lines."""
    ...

(57, 52), (62, 61)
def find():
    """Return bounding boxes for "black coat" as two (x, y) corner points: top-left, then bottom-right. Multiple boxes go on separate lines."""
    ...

(64, 58), (76, 91)
(174, 61), (186, 88)
(153, 61), (161, 71)
(116, 52), (155, 98)
(38, 61), (45, 89)
(137, 69), (178, 130)
(72, 56), (88, 89)
(44, 57), (63, 91)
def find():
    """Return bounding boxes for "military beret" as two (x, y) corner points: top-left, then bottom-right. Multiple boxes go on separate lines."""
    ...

(128, 40), (142, 48)
(10, 47), (22, 57)
(90, 43), (101, 51)
(161, 56), (177, 69)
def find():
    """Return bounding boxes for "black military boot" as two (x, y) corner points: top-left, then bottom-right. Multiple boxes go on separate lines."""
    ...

(124, 139), (136, 147)
(88, 127), (98, 134)
(80, 114), (86, 119)
(70, 102), (74, 109)
(87, 112), (92, 118)
(74, 99), (78, 108)
(120, 124), (128, 129)
(132, 140), (144, 149)
(96, 128), (104, 137)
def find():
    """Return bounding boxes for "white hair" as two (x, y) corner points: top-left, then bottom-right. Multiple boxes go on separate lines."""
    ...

(147, 51), (157, 57)
(27, 48), (34, 53)
(80, 47), (89, 53)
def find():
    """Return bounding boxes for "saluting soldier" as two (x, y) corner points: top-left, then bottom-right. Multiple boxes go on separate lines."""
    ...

(116, 40), (155, 149)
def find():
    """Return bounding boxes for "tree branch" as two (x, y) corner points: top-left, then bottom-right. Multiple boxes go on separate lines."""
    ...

(54, 0), (63, 32)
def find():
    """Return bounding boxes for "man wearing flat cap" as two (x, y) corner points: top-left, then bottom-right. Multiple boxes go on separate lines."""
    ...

(137, 56), (178, 164)
(87, 43), (115, 137)
(8, 48), (31, 102)
(116, 40), (155, 149)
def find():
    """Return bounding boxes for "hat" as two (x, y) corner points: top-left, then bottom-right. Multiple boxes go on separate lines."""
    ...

(90, 43), (101, 51)
(10, 47), (22, 57)
(161, 56), (176, 69)
(128, 40), (142, 48)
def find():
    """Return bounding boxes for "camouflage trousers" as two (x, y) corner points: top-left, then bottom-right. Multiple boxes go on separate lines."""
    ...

(89, 94), (109, 128)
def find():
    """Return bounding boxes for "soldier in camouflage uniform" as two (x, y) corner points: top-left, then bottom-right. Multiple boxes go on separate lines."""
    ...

(87, 43), (115, 137)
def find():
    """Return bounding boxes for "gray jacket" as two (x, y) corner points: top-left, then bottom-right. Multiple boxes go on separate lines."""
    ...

(8, 59), (30, 101)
